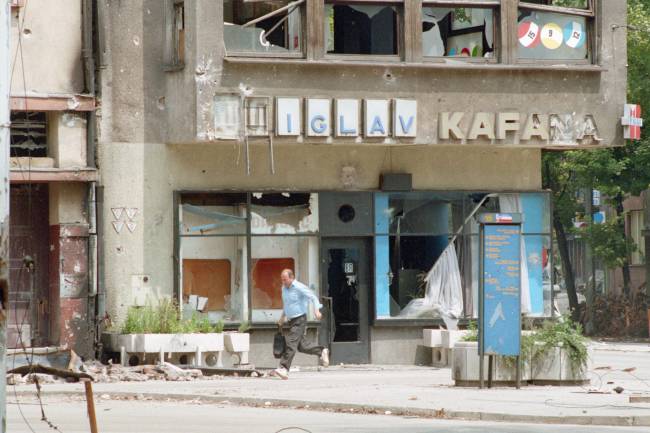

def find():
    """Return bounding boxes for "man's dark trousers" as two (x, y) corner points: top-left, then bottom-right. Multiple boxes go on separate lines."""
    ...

(280, 314), (323, 370)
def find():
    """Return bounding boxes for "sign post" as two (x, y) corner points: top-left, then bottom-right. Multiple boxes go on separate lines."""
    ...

(478, 213), (522, 389)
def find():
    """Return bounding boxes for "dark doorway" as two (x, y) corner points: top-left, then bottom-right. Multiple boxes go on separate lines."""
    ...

(320, 238), (370, 364)
(9, 184), (50, 348)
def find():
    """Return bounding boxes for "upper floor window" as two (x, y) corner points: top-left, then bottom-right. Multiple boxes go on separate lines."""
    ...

(224, 0), (304, 56)
(422, 1), (498, 59)
(10, 111), (47, 158)
(518, 0), (593, 61)
(325, 1), (400, 56)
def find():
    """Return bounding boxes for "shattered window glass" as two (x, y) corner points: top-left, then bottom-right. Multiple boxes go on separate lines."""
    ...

(422, 7), (495, 58)
(224, 0), (303, 54)
(250, 193), (318, 234)
(180, 193), (247, 236)
(325, 2), (399, 55)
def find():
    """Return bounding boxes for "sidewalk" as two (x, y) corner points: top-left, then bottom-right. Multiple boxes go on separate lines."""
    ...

(13, 344), (650, 427)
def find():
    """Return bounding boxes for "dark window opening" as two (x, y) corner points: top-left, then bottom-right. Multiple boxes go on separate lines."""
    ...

(326, 3), (399, 55)
(10, 111), (47, 158)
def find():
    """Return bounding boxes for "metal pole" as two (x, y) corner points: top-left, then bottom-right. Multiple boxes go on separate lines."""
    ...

(0, 0), (11, 430)
(479, 224), (485, 389)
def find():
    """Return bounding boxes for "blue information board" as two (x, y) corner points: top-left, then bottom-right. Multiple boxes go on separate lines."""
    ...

(481, 224), (521, 356)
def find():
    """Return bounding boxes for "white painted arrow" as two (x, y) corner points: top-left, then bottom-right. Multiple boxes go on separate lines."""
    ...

(489, 302), (506, 328)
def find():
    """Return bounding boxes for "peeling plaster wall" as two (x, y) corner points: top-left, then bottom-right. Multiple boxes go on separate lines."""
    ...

(9, 0), (84, 94)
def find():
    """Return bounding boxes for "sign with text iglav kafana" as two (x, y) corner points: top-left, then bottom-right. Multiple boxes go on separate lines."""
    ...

(274, 97), (601, 145)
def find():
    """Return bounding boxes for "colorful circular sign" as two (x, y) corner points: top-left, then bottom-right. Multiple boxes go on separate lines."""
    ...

(541, 23), (563, 49)
(518, 21), (540, 48)
(564, 21), (586, 49)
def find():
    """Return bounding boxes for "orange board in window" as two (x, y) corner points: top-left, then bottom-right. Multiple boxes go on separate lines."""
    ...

(182, 259), (231, 311)
(252, 258), (294, 309)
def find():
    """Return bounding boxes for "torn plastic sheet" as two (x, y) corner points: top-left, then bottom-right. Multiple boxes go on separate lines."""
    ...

(398, 243), (464, 329)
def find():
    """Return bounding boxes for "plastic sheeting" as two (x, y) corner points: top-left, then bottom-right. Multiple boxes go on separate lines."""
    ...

(398, 243), (464, 329)
(498, 194), (532, 314)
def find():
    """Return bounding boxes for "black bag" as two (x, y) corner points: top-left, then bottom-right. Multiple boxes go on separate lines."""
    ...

(273, 327), (285, 359)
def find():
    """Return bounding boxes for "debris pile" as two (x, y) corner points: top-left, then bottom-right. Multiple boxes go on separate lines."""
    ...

(81, 361), (207, 383)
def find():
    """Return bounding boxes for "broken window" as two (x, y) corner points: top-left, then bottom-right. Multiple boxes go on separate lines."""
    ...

(250, 193), (318, 234)
(178, 192), (320, 325)
(251, 236), (319, 322)
(518, 0), (593, 61)
(374, 192), (553, 321)
(10, 111), (47, 158)
(180, 194), (248, 323)
(163, 0), (186, 69)
(325, 2), (400, 55)
(224, 0), (304, 55)
(422, 3), (497, 58)
(250, 193), (319, 322)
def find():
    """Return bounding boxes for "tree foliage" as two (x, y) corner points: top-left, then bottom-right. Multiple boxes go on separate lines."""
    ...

(544, 0), (650, 297)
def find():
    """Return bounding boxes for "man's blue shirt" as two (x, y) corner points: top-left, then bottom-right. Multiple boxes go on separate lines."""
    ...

(282, 279), (322, 319)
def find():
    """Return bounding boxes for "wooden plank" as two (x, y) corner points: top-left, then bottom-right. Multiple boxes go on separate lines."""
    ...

(10, 95), (96, 112)
(630, 395), (650, 403)
(83, 380), (99, 433)
(10, 169), (99, 183)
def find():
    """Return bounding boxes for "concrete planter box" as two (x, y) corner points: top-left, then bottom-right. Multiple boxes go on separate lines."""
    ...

(530, 343), (592, 384)
(224, 332), (250, 365)
(441, 330), (469, 349)
(224, 332), (250, 352)
(422, 329), (443, 347)
(102, 332), (224, 366)
(452, 341), (590, 386)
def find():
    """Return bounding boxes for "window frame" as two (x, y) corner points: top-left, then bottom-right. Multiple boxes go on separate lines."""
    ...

(322, 0), (405, 61)
(222, 0), (308, 59)
(516, 0), (596, 65)
(421, 0), (501, 64)
(163, 0), (186, 71)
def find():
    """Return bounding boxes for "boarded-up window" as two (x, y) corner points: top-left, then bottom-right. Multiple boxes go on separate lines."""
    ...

(252, 258), (294, 309)
(182, 259), (231, 311)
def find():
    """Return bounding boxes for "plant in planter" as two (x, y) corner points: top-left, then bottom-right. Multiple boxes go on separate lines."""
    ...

(105, 300), (226, 366)
(453, 317), (590, 385)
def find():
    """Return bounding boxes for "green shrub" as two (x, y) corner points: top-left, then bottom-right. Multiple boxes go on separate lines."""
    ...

(121, 300), (222, 334)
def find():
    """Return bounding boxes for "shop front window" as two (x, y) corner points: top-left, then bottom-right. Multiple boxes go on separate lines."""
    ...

(325, 1), (400, 56)
(374, 192), (553, 321)
(178, 192), (320, 325)
(179, 193), (249, 323)
(422, 3), (497, 59)
(224, 0), (304, 55)
(518, 0), (593, 61)
(251, 236), (320, 323)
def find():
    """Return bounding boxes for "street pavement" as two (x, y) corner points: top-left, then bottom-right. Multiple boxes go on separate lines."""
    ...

(7, 397), (650, 433)
(7, 342), (650, 430)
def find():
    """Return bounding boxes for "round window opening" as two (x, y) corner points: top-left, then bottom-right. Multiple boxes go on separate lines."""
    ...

(338, 204), (356, 223)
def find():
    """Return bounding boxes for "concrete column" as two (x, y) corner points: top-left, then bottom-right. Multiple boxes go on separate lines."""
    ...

(49, 183), (92, 357)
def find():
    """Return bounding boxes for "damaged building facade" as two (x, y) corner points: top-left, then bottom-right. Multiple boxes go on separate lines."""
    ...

(8, 0), (98, 358)
(97, 0), (626, 366)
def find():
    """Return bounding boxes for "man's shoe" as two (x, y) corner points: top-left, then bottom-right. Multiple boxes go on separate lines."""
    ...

(320, 348), (330, 368)
(271, 367), (289, 380)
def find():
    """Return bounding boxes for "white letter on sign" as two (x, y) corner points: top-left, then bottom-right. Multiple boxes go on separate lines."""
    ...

(335, 99), (359, 137)
(306, 99), (331, 137)
(365, 99), (390, 137)
(393, 99), (417, 138)
(276, 97), (301, 136)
